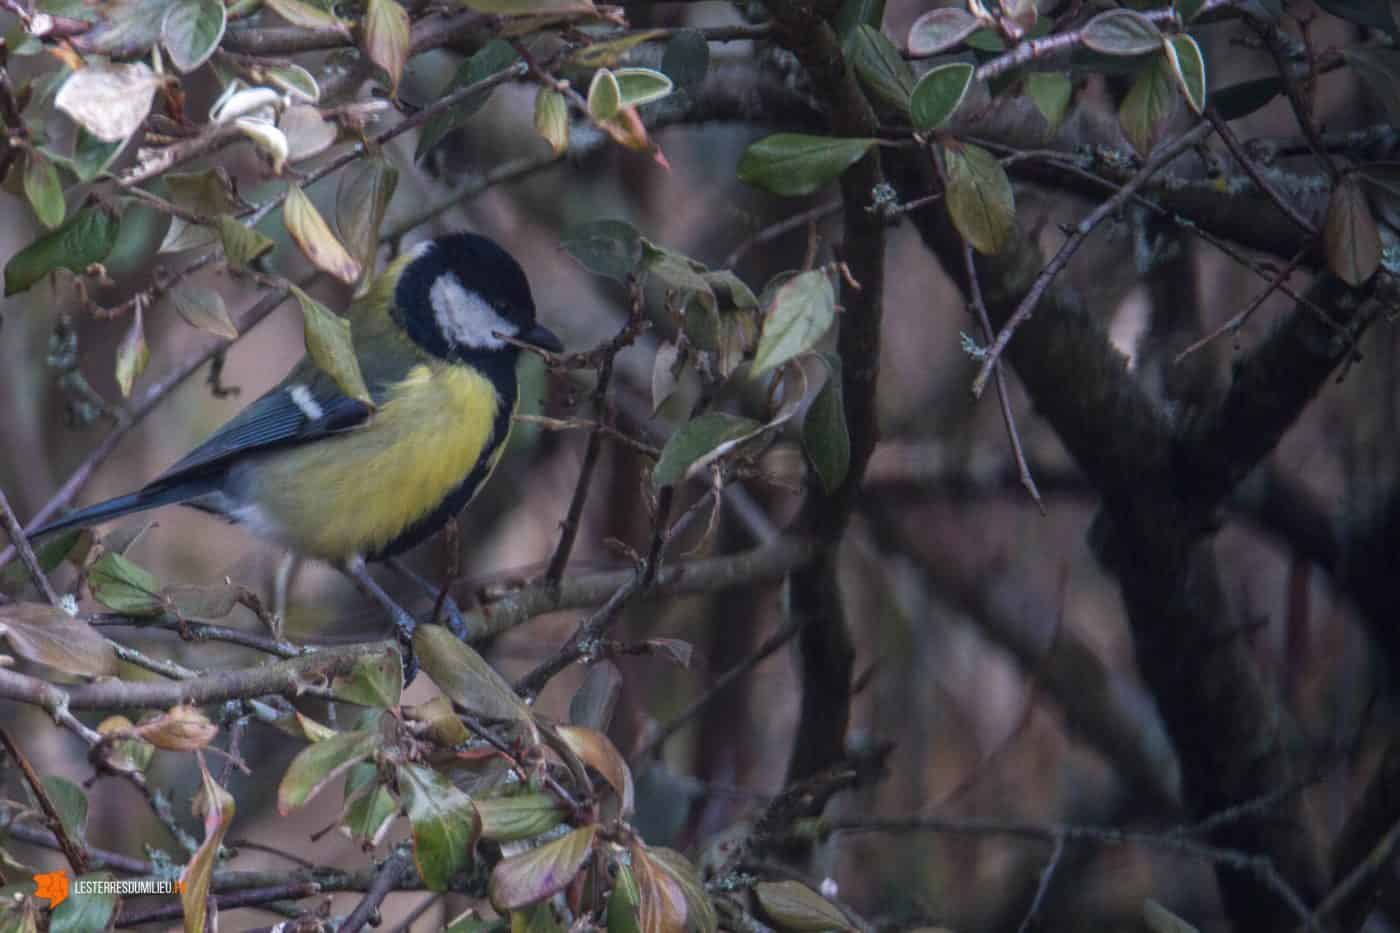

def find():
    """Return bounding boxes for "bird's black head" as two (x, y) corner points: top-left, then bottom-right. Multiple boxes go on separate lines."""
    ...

(394, 232), (562, 364)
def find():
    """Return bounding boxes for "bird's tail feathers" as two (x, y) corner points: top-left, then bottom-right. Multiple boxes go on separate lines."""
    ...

(29, 479), (216, 540)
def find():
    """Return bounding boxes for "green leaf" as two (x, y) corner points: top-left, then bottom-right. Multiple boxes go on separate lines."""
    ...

(71, 0), (169, 56)
(0, 529), (84, 595)
(331, 651), (403, 708)
(755, 881), (849, 932)
(114, 304), (149, 398)
(0, 603), (118, 677)
(1344, 48), (1400, 127)
(161, 0), (226, 73)
(1163, 34), (1206, 114)
(614, 67), (674, 108)
(661, 29), (709, 92)
(846, 24), (914, 113)
(966, 28), (1006, 52)
(336, 157), (398, 283)
(607, 863), (642, 933)
(803, 361), (850, 494)
(534, 87), (569, 155)
(342, 762), (397, 846)
(363, 0), (411, 94)
(652, 412), (762, 490)
(588, 68), (622, 122)
(907, 6), (980, 57)
(561, 219), (642, 281)
(88, 550), (163, 616)
(23, 149), (65, 229)
(400, 763), (481, 892)
(41, 776), (88, 843)
(753, 269), (835, 374)
(70, 130), (125, 184)
(265, 0), (352, 34)
(737, 134), (876, 198)
(1211, 76), (1281, 122)
(5, 206), (119, 295)
(475, 793), (567, 841)
(414, 624), (539, 739)
(216, 214), (274, 269)
(1325, 174), (1381, 286)
(944, 142), (1015, 255)
(49, 873), (117, 933)
(290, 285), (374, 405)
(415, 40), (520, 160)
(1119, 54), (1177, 155)
(169, 282), (238, 339)
(1081, 9), (1162, 57)
(265, 63), (321, 102)
(911, 61), (974, 132)
(1025, 72), (1072, 132)
(833, 0), (886, 36)
(277, 729), (380, 814)
(285, 184), (361, 284)
(489, 825), (597, 911)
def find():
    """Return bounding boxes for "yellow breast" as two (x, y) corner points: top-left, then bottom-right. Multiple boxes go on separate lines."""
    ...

(245, 363), (503, 561)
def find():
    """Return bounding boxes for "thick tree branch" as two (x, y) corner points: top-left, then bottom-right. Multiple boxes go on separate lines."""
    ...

(887, 125), (1339, 925)
(766, 0), (886, 786)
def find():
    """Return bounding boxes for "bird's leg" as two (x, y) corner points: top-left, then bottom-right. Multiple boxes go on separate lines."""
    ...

(385, 557), (470, 641)
(340, 556), (418, 682)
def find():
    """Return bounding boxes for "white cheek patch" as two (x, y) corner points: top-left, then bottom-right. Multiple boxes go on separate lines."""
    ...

(430, 273), (517, 350)
(287, 384), (324, 420)
(406, 239), (435, 261)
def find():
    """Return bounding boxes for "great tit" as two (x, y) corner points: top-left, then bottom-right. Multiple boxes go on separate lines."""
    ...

(31, 232), (562, 644)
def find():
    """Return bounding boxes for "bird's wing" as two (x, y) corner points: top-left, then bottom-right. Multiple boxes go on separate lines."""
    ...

(151, 369), (374, 485)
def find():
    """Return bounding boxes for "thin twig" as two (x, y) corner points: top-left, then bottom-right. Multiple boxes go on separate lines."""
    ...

(1251, 18), (1337, 182)
(1205, 106), (1317, 235)
(818, 817), (1317, 929)
(1017, 835), (1066, 933)
(1176, 246), (1310, 363)
(543, 294), (645, 587)
(114, 882), (323, 928)
(970, 121), (1214, 399)
(724, 199), (843, 269)
(0, 484), (60, 605)
(515, 577), (642, 698)
(0, 728), (90, 874)
(963, 242), (1043, 511)
(632, 611), (809, 764)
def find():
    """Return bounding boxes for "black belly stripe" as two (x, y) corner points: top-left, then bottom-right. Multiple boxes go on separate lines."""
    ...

(369, 385), (516, 560)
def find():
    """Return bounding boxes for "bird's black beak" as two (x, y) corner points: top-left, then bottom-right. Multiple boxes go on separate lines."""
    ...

(521, 322), (563, 353)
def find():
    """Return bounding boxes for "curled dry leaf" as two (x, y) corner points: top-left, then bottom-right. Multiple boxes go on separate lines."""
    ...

(556, 724), (635, 817)
(0, 603), (118, 677)
(55, 62), (163, 142)
(136, 705), (219, 751)
(285, 184), (362, 284)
